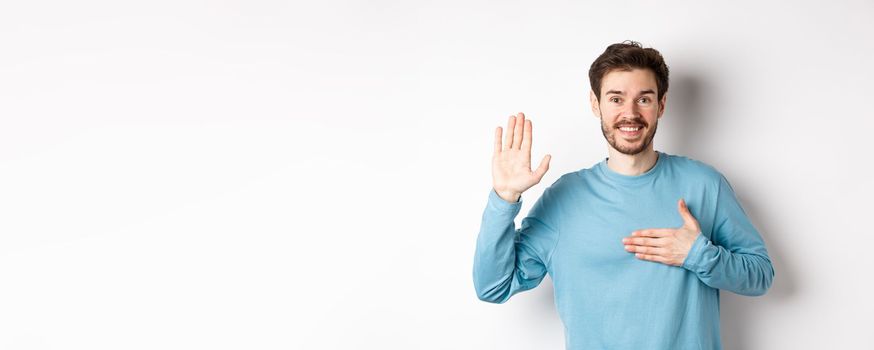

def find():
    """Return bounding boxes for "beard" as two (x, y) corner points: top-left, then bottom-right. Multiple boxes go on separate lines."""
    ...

(599, 114), (658, 156)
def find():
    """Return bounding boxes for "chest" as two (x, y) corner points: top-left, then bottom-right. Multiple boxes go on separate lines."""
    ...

(549, 185), (711, 274)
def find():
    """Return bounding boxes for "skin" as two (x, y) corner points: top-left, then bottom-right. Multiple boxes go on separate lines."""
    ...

(491, 68), (701, 266)
(589, 68), (664, 176)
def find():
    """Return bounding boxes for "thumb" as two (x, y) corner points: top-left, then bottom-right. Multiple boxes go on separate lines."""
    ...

(677, 198), (698, 226)
(533, 154), (551, 181)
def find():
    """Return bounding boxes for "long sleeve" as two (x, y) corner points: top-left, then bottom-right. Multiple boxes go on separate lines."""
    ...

(472, 187), (561, 304)
(682, 174), (775, 296)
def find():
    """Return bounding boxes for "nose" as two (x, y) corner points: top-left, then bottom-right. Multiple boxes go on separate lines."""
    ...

(620, 103), (639, 119)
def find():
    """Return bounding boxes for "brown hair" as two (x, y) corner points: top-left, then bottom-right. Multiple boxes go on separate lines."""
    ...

(588, 40), (669, 102)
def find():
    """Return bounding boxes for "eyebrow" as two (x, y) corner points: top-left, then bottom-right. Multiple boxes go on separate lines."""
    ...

(605, 89), (656, 96)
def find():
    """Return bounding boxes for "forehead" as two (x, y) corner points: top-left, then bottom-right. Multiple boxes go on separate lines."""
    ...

(600, 68), (657, 94)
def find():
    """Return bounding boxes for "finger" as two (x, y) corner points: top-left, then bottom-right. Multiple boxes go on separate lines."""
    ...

(533, 154), (551, 181)
(631, 229), (673, 238)
(512, 112), (525, 149)
(504, 115), (515, 150)
(521, 119), (532, 152)
(624, 245), (667, 256)
(494, 127), (503, 156)
(635, 253), (669, 264)
(677, 198), (698, 225)
(622, 237), (664, 247)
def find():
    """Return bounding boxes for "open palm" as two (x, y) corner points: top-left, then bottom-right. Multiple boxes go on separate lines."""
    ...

(492, 112), (552, 203)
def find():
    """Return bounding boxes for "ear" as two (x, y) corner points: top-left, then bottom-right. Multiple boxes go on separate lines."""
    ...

(589, 90), (601, 118)
(657, 92), (667, 119)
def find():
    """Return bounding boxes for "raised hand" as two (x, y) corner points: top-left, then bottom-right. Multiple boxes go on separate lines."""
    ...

(621, 199), (702, 266)
(492, 112), (552, 203)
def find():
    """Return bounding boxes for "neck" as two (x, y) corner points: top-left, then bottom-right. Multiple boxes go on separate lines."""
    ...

(605, 146), (659, 176)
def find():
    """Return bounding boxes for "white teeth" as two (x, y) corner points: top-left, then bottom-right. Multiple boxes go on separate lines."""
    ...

(619, 127), (640, 131)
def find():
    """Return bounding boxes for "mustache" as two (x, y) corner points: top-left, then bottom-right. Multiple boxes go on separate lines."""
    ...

(614, 118), (648, 128)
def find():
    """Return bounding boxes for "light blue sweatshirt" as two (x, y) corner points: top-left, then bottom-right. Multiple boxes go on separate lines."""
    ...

(473, 151), (774, 350)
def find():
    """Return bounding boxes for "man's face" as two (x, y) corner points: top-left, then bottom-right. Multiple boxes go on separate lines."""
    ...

(590, 68), (666, 156)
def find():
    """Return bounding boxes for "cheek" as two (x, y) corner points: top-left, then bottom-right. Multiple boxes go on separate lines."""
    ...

(640, 105), (660, 118)
(600, 106), (622, 118)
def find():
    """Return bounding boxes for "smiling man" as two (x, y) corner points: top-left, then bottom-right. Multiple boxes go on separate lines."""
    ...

(472, 41), (774, 349)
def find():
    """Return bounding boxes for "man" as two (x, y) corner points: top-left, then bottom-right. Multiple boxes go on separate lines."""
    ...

(472, 41), (775, 349)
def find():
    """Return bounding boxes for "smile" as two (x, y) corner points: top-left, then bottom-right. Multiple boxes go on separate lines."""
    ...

(617, 125), (643, 138)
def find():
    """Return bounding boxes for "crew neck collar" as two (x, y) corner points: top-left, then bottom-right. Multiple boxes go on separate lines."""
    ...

(597, 150), (667, 185)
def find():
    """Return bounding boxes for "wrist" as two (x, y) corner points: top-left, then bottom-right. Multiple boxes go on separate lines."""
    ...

(495, 189), (521, 203)
(681, 233), (710, 271)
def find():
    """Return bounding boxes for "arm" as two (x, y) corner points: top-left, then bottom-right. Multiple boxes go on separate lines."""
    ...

(473, 112), (554, 303)
(472, 188), (559, 303)
(681, 175), (775, 296)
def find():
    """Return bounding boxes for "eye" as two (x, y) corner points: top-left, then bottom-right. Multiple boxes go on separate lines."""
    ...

(638, 97), (650, 103)
(610, 97), (620, 103)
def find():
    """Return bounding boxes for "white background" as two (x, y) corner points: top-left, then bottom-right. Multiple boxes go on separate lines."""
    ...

(1, 1), (873, 349)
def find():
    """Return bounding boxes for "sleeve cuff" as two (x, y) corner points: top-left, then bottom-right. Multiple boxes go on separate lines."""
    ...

(487, 188), (523, 213)
(682, 232), (710, 271)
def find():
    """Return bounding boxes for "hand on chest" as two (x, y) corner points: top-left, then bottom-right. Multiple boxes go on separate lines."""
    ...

(559, 194), (707, 267)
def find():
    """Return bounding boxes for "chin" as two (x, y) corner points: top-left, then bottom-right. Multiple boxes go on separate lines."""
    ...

(613, 140), (649, 155)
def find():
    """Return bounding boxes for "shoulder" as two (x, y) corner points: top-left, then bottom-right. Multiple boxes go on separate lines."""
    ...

(531, 170), (584, 206)
(542, 171), (578, 196)
(663, 152), (726, 185)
